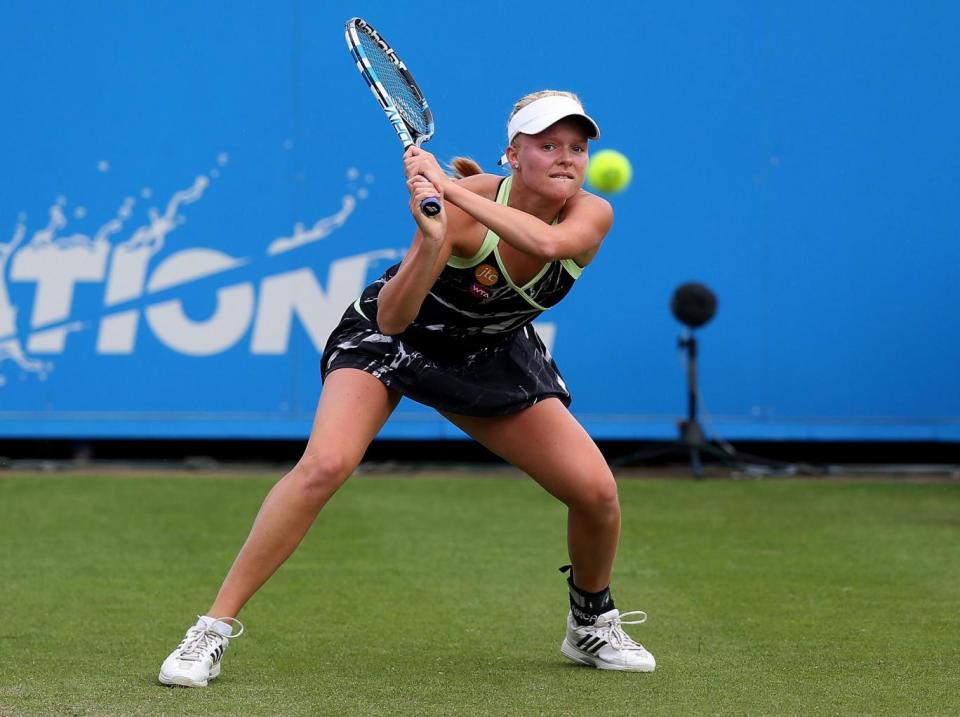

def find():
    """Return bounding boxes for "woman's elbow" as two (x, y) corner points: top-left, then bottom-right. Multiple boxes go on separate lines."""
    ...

(375, 310), (410, 336)
(534, 237), (564, 262)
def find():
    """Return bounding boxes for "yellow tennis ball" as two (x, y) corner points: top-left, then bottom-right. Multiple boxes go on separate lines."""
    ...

(587, 149), (633, 194)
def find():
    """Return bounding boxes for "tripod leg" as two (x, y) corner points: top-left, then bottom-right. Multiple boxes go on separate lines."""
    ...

(689, 445), (703, 479)
(611, 443), (683, 467)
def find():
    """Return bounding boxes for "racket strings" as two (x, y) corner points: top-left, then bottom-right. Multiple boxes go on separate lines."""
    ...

(356, 32), (429, 136)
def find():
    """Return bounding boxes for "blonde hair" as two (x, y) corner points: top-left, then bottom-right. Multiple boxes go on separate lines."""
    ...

(448, 156), (484, 178)
(448, 91), (586, 179)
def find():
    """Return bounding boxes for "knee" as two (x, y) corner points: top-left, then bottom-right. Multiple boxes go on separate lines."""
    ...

(571, 474), (620, 519)
(293, 451), (352, 503)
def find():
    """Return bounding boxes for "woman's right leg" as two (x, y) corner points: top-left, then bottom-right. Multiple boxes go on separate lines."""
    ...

(206, 368), (401, 618)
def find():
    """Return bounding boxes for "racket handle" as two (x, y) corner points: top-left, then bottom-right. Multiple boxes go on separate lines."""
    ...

(420, 196), (441, 216)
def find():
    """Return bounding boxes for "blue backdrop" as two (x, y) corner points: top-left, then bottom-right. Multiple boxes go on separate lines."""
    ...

(1, 1), (957, 441)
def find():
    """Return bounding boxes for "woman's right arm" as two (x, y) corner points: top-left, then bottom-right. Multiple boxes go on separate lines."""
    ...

(375, 176), (452, 335)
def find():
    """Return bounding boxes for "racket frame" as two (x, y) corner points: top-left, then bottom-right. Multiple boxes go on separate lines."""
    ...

(345, 17), (441, 216)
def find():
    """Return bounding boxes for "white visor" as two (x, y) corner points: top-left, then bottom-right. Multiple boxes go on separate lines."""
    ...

(498, 95), (600, 166)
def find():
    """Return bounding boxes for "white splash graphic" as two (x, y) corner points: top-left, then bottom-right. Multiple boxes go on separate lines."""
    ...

(267, 169), (374, 256)
(0, 166), (215, 382)
(267, 195), (356, 256)
(125, 177), (208, 252)
(0, 218), (50, 384)
(0, 156), (373, 388)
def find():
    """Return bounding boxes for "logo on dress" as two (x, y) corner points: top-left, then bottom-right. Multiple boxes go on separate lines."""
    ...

(469, 283), (491, 300)
(474, 264), (499, 286)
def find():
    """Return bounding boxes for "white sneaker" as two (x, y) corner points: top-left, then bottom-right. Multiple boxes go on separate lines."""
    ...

(158, 616), (244, 687)
(560, 609), (656, 672)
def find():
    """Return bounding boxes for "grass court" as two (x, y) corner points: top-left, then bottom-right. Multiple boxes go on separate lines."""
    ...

(1, 470), (958, 716)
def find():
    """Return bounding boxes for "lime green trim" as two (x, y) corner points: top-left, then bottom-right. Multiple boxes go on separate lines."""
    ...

(353, 296), (369, 320)
(446, 177), (513, 269)
(492, 244), (548, 311)
(496, 175), (513, 205)
(494, 242), (550, 292)
(520, 260), (551, 290)
(560, 258), (583, 279)
(447, 231), (497, 269)
(491, 175), (548, 307)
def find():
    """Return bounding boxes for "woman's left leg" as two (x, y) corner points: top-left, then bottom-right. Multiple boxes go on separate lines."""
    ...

(442, 397), (656, 672)
(441, 398), (619, 592)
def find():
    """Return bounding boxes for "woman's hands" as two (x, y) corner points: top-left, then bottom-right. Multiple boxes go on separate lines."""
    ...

(405, 147), (447, 243)
(376, 148), (453, 336)
(403, 145), (449, 189)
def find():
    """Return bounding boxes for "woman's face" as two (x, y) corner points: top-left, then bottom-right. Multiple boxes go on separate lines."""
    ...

(512, 118), (590, 201)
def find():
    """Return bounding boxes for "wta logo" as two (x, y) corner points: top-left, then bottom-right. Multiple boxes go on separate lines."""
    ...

(0, 157), (393, 388)
(468, 264), (499, 300)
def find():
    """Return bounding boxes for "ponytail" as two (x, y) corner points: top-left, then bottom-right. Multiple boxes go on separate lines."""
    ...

(449, 156), (484, 179)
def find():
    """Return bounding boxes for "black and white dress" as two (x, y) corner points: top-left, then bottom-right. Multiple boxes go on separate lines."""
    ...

(321, 176), (585, 417)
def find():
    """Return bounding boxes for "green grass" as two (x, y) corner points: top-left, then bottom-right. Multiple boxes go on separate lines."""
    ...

(1, 471), (958, 716)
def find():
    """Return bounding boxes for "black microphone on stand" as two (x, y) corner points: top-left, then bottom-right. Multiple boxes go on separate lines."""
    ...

(613, 282), (792, 477)
(671, 282), (717, 330)
(670, 283), (717, 478)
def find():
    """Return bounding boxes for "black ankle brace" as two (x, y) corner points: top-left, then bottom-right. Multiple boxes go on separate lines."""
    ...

(559, 564), (615, 626)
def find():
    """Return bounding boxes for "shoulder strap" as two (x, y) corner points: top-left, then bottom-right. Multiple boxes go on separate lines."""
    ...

(446, 177), (511, 269)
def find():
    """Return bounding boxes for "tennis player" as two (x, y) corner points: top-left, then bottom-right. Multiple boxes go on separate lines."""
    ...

(159, 90), (655, 687)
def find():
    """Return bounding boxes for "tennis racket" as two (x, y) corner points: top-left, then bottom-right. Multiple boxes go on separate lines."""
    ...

(344, 17), (441, 217)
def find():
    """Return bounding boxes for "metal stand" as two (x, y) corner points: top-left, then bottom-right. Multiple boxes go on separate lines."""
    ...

(613, 330), (787, 478)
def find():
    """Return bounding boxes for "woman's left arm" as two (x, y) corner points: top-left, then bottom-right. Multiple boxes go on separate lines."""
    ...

(405, 148), (613, 264)
(446, 182), (612, 263)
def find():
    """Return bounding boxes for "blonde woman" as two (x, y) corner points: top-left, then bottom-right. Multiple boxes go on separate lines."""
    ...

(159, 90), (655, 687)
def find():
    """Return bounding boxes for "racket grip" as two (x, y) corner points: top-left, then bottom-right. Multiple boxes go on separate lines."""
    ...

(420, 196), (441, 216)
